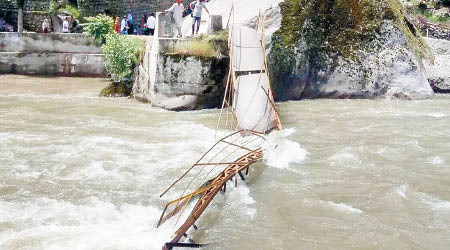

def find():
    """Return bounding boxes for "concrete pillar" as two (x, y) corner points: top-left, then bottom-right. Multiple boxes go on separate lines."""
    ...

(18, 8), (23, 33)
(208, 15), (223, 34)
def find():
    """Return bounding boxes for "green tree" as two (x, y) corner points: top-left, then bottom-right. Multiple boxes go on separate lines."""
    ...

(82, 14), (114, 44)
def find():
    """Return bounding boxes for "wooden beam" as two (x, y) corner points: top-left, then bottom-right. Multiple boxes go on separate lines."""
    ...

(164, 242), (204, 249)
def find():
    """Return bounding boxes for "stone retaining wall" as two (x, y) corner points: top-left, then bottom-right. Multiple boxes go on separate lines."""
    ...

(0, 33), (106, 77)
(0, 33), (101, 53)
(132, 35), (229, 111)
(0, 52), (105, 76)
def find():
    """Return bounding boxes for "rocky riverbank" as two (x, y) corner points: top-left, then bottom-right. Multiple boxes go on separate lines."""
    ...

(424, 37), (450, 93)
(268, 0), (435, 100)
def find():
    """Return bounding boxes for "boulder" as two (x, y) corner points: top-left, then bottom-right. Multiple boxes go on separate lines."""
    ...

(424, 37), (450, 93)
(268, 0), (435, 100)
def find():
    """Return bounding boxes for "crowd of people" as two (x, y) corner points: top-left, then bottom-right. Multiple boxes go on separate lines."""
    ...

(40, 16), (79, 34)
(2, 0), (210, 37)
(113, 0), (211, 37)
(165, 0), (210, 38)
(113, 11), (156, 36)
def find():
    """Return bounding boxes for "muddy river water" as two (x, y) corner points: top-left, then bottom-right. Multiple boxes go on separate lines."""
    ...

(1, 75), (449, 250)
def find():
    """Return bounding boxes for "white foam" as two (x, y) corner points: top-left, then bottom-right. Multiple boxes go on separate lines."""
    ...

(394, 184), (408, 199)
(427, 112), (447, 118)
(327, 201), (363, 214)
(0, 197), (174, 250)
(423, 195), (450, 211)
(225, 185), (257, 218)
(329, 148), (361, 167)
(431, 201), (450, 210)
(262, 128), (308, 170)
(428, 156), (445, 165)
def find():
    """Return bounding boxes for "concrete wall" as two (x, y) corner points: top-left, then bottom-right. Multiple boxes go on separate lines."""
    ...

(0, 33), (101, 53)
(0, 33), (106, 77)
(132, 36), (228, 111)
(132, 13), (229, 110)
(0, 52), (105, 76)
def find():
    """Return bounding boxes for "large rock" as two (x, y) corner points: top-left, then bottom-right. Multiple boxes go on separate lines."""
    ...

(424, 37), (450, 93)
(269, 0), (435, 100)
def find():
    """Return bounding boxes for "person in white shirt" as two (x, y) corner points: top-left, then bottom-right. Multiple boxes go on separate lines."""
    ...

(121, 16), (128, 34)
(42, 19), (50, 33)
(165, 0), (185, 38)
(147, 13), (156, 36)
(190, 0), (210, 36)
(62, 17), (70, 33)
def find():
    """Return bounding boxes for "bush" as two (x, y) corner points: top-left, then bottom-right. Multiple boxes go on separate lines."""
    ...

(82, 14), (114, 44)
(102, 34), (145, 81)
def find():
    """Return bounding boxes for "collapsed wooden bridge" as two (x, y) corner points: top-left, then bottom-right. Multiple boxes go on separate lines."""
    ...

(157, 10), (281, 249)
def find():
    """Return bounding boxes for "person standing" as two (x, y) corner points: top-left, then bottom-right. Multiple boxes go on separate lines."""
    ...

(42, 19), (50, 33)
(190, 0), (210, 36)
(0, 18), (5, 32)
(62, 17), (70, 33)
(140, 13), (147, 35)
(165, 0), (185, 38)
(121, 16), (128, 34)
(147, 13), (156, 36)
(114, 17), (121, 33)
(127, 10), (134, 35)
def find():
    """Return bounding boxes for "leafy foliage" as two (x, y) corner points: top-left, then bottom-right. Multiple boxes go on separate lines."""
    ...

(417, 5), (450, 23)
(82, 14), (114, 44)
(48, 0), (59, 15)
(61, 4), (81, 20)
(102, 34), (145, 81)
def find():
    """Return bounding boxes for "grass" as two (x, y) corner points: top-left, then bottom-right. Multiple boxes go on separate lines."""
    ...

(169, 31), (228, 58)
(417, 9), (450, 24)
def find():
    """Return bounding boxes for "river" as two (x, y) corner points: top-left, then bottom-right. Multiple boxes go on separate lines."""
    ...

(1, 75), (449, 250)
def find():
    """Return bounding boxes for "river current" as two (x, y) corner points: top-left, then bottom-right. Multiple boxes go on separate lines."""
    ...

(1, 75), (449, 250)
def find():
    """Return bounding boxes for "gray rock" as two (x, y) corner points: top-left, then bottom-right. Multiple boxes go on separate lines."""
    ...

(424, 38), (450, 93)
(268, 0), (434, 100)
